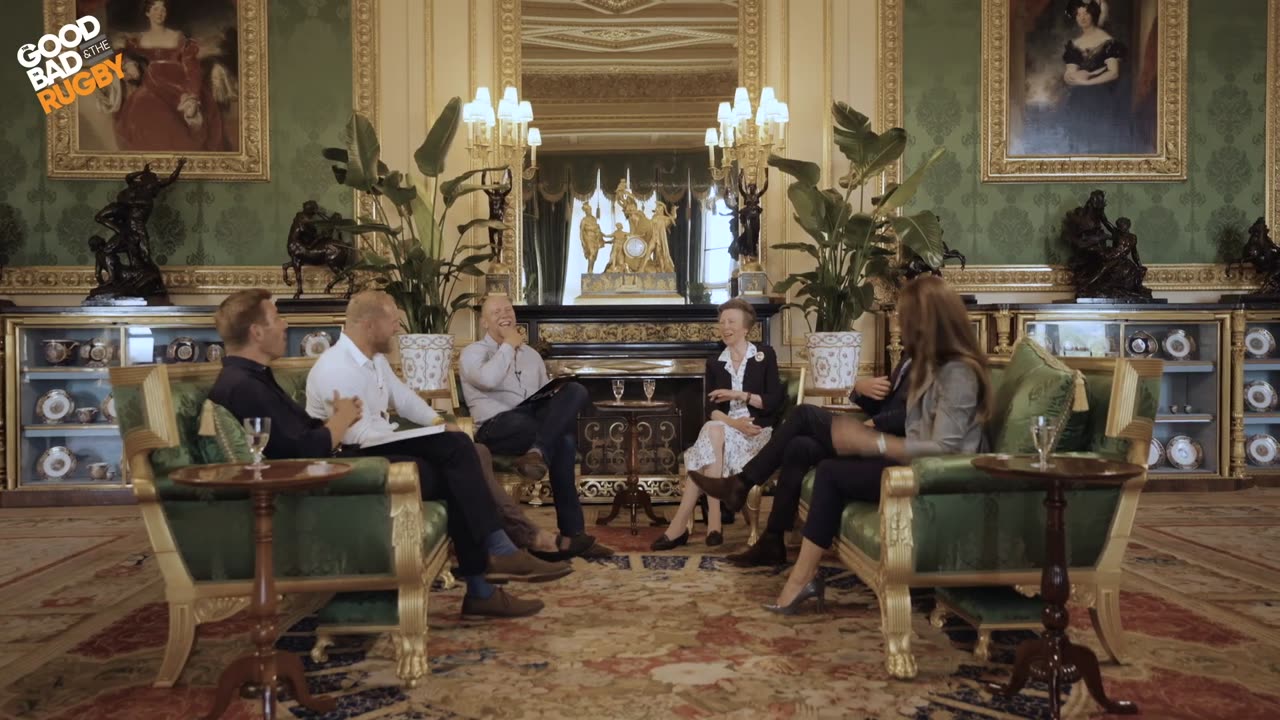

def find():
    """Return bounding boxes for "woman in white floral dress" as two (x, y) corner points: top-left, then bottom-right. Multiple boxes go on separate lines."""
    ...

(652, 299), (785, 549)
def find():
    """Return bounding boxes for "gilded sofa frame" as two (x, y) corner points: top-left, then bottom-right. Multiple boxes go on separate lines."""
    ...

(110, 357), (448, 688)
(801, 355), (1161, 679)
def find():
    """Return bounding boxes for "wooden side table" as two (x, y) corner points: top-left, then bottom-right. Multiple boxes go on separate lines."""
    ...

(971, 454), (1142, 720)
(593, 399), (673, 534)
(171, 460), (353, 720)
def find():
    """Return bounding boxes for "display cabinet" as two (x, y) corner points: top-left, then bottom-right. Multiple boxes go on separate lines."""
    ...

(1, 307), (344, 503)
(1233, 307), (1280, 480)
(1018, 306), (1232, 482)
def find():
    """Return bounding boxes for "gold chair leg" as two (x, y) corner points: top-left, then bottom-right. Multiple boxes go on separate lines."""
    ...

(973, 631), (992, 661)
(311, 631), (335, 664)
(155, 602), (197, 688)
(928, 605), (948, 629)
(1089, 582), (1126, 663)
(528, 479), (544, 506)
(396, 579), (429, 688)
(437, 567), (457, 591)
(880, 584), (918, 679)
(745, 485), (764, 546)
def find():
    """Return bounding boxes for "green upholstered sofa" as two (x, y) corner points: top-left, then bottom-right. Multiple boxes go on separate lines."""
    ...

(798, 343), (1163, 679)
(108, 357), (451, 689)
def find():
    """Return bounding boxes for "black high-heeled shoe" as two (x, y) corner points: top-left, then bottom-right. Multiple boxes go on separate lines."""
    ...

(650, 531), (689, 551)
(705, 530), (723, 547)
(763, 575), (826, 615)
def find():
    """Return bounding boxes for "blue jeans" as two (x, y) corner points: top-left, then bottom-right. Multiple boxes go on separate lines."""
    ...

(475, 382), (589, 536)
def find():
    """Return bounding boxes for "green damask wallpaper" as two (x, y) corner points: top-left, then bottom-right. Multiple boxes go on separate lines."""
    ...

(0, 0), (355, 268)
(904, 0), (1269, 265)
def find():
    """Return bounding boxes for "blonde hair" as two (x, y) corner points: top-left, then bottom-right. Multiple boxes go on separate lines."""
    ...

(897, 275), (992, 422)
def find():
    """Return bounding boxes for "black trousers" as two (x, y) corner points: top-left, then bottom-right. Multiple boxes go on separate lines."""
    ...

(342, 430), (500, 576)
(475, 382), (590, 536)
(738, 405), (838, 535)
(801, 456), (893, 549)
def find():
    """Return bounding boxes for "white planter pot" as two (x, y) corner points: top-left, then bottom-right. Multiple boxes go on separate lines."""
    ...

(398, 334), (454, 392)
(806, 331), (862, 390)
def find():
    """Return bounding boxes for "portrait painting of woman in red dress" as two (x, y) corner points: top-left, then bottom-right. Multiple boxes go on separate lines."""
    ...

(80, 0), (240, 153)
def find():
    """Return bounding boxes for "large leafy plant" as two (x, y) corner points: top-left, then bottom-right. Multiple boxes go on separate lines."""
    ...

(323, 96), (508, 334)
(769, 102), (946, 333)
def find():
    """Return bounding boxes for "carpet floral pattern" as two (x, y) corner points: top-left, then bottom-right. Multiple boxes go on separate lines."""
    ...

(1, 493), (1279, 719)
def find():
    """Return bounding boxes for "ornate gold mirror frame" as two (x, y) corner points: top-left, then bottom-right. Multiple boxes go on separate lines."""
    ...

(1270, 0), (1280, 234)
(492, 0), (764, 303)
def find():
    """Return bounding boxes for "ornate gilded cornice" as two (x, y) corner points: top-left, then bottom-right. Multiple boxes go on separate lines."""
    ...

(538, 322), (762, 344)
(523, 70), (736, 99)
(0, 266), (339, 296)
(939, 263), (1260, 293)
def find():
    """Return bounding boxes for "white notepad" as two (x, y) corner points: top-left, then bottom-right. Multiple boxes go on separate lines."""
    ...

(358, 424), (446, 449)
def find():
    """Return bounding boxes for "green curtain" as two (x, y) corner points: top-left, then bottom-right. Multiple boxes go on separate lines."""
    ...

(672, 189), (704, 301)
(522, 192), (570, 305)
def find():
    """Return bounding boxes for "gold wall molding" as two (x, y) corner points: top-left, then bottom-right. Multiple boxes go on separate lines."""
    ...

(980, 0), (1188, 182)
(876, 0), (904, 188)
(1270, 0), (1279, 231)
(940, 264), (1260, 293)
(0, 266), (340, 296)
(538, 322), (762, 344)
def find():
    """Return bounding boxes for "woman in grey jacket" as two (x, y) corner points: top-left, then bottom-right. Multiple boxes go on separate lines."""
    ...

(766, 275), (993, 614)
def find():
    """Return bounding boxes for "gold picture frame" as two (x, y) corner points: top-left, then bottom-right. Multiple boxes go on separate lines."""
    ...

(1269, 0), (1280, 230)
(981, 0), (1187, 183)
(44, 0), (269, 181)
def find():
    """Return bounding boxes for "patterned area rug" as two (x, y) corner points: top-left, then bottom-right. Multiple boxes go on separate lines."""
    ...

(1, 494), (1280, 719)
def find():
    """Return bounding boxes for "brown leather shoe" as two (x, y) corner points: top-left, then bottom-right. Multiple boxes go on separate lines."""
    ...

(687, 469), (749, 513)
(461, 587), (544, 618)
(512, 451), (548, 481)
(724, 531), (787, 567)
(487, 550), (572, 583)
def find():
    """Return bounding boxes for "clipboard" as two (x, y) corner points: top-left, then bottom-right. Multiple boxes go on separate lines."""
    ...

(518, 374), (576, 407)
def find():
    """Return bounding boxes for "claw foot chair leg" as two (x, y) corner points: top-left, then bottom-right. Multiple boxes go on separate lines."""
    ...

(156, 602), (197, 688)
(311, 632), (335, 664)
(881, 584), (918, 679)
(973, 631), (992, 661)
(395, 633), (428, 688)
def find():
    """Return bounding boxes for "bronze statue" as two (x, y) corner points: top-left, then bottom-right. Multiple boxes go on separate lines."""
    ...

(482, 168), (513, 264)
(730, 170), (768, 266)
(1062, 189), (1153, 301)
(901, 240), (967, 282)
(282, 200), (357, 299)
(85, 158), (186, 305)
(1227, 217), (1280, 296)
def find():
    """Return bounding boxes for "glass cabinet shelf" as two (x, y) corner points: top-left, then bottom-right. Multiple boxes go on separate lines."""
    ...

(3, 306), (346, 497)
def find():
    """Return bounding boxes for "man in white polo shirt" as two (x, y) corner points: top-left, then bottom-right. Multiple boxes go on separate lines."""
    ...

(306, 290), (569, 618)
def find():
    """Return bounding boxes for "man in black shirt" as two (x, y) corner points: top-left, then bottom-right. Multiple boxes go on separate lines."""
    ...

(209, 290), (568, 618)
(690, 357), (911, 566)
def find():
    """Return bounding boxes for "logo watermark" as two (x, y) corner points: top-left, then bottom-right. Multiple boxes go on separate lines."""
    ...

(17, 16), (124, 114)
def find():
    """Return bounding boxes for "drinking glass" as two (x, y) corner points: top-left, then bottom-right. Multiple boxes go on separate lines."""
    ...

(1030, 415), (1057, 470)
(611, 379), (625, 402)
(243, 417), (272, 471)
(643, 378), (656, 402)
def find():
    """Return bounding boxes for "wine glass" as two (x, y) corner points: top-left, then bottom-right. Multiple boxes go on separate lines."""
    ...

(1030, 415), (1058, 470)
(643, 378), (656, 402)
(611, 379), (625, 402)
(243, 417), (272, 471)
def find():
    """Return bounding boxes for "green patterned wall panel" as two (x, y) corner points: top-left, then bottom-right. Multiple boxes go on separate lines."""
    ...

(904, 0), (1268, 265)
(0, 0), (355, 267)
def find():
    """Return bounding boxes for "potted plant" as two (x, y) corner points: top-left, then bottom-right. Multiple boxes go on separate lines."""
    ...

(323, 97), (508, 391)
(768, 101), (945, 389)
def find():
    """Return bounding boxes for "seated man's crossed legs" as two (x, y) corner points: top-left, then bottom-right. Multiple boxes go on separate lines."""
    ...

(346, 430), (571, 618)
(474, 381), (612, 557)
(689, 404), (838, 566)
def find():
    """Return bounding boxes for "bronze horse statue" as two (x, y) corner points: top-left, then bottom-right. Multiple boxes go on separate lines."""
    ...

(282, 200), (357, 299)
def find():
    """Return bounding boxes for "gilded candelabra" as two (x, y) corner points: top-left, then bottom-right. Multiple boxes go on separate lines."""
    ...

(463, 86), (541, 298)
(706, 87), (788, 291)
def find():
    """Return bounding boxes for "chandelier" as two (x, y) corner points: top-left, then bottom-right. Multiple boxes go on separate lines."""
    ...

(705, 86), (789, 185)
(462, 86), (541, 179)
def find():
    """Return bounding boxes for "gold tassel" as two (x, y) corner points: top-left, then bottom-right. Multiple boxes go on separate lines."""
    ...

(198, 399), (217, 437)
(1071, 372), (1089, 412)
